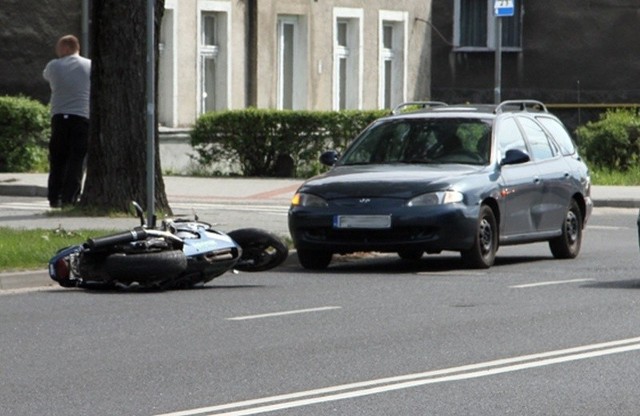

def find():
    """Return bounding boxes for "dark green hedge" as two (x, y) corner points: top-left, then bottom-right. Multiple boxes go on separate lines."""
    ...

(576, 109), (640, 171)
(190, 108), (387, 177)
(0, 95), (50, 172)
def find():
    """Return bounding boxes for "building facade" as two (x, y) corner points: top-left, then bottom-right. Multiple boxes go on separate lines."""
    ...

(2, 0), (432, 128)
(430, 0), (640, 130)
(159, 0), (432, 127)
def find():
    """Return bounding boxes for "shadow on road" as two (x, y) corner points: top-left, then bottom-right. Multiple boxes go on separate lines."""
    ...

(281, 252), (552, 274)
(582, 280), (640, 290)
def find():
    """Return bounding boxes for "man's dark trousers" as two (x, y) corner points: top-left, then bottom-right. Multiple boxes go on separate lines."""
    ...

(48, 114), (89, 206)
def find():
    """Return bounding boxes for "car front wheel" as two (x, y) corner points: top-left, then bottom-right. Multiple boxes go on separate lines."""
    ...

(297, 249), (332, 270)
(549, 199), (582, 259)
(397, 248), (424, 261)
(461, 205), (498, 269)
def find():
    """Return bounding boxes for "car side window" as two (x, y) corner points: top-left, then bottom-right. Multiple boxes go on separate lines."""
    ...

(536, 116), (576, 156)
(517, 117), (555, 161)
(497, 117), (528, 160)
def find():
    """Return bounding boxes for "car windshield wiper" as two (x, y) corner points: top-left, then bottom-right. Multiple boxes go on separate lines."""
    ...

(399, 159), (432, 164)
(341, 161), (374, 166)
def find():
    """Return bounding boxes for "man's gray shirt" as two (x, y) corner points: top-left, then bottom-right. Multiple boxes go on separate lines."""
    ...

(43, 53), (91, 118)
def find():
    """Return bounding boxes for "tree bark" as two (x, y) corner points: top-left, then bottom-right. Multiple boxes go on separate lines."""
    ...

(81, 0), (170, 215)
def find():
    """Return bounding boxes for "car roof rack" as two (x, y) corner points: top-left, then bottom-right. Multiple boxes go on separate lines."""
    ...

(495, 100), (548, 114)
(392, 101), (448, 115)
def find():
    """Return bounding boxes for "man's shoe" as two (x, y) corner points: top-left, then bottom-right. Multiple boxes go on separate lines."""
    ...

(49, 199), (62, 208)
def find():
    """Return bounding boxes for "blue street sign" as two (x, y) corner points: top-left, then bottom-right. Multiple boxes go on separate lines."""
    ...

(494, 0), (514, 17)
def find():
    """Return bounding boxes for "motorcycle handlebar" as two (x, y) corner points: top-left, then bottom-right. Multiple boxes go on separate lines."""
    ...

(85, 228), (149, 250)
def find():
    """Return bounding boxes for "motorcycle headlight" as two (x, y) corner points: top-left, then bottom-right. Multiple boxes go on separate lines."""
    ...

(408, 190), (463, 207)
(291, 192), (328, 208)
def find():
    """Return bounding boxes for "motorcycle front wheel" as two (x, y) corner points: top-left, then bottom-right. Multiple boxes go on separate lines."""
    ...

(105, 249), (187, 285)
(227, 228), (289, 272)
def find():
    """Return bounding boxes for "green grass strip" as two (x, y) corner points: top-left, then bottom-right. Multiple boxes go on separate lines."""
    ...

(0, 227), (117, 272)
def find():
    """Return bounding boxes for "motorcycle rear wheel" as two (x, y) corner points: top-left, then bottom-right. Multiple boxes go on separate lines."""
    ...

(227, 228), (289, 272)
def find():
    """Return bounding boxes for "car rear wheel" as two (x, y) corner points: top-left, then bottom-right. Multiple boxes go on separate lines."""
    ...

(297, 249), (332, 270)
(461, 205), (497, 269)
(549, 199), (582, 259)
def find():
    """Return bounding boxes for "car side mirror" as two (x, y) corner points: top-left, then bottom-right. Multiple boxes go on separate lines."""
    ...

(500, 149), (530, 166)
(320, 150), (340, 166)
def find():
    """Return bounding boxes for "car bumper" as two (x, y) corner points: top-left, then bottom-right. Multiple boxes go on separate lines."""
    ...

(584, 195), (593, 226)
(288, 204), (479, 254)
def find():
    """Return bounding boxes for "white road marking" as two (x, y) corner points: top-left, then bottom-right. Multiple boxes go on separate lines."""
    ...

(510, 278), (595, 288)
(171, 203), (288, 214)
(586, 225), (628, 230)
(226, 306), (342, 321)
(0, 201), (289, 213)
(153, 336), (640, 416)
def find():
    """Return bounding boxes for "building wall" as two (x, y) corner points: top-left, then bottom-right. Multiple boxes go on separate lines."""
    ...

(431, 0), (640, 105)
(162, 0), (431, 125)
(250, 0), (432, 111)
(0, 0), (84, 103)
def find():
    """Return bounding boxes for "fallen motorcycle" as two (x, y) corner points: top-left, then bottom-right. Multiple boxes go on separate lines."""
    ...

(48, 202), (288, 290)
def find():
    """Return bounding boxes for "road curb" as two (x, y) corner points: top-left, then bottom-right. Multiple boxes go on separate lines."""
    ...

(0, 184), (47, 198)
(0, 270), (54, 291)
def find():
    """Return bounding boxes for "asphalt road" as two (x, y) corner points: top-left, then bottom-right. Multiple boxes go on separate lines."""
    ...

(1, 207), (640, 415)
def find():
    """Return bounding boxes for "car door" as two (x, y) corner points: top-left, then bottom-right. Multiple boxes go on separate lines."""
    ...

(516, 116), (572, 233)
(496, 116), (543, 238)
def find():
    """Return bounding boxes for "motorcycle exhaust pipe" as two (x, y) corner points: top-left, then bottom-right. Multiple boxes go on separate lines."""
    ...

(85, 227), (149, 250)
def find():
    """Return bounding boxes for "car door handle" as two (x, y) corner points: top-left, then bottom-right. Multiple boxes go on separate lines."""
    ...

(533, 176), (541, 184)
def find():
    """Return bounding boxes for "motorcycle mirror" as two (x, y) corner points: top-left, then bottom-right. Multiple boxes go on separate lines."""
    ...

(131, 201), (146, 227)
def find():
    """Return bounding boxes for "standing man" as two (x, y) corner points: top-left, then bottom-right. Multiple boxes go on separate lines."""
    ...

(43, 34), (91, 208)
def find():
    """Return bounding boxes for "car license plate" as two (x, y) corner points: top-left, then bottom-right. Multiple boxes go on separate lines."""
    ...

(334, 215), (391, 229)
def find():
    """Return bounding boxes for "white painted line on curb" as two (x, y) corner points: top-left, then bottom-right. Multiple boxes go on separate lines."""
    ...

(510, 278), (595, 289)
(226, 306), (342, 321)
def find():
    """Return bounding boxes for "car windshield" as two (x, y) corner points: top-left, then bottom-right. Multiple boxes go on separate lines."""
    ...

(340, 117), (492, 166)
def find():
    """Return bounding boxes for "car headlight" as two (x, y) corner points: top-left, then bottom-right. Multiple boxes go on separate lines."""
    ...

(408, 190), (464, 207)
(291, 192), (328, 208)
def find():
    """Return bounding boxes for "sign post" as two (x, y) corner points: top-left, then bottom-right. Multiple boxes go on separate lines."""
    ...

(146, 0), (156, 226)
(493, 0), (514, 104)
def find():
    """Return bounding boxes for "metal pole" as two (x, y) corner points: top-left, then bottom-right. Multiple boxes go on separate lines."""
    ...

(81, 0), (90, 56)
(494, 16), (502, 104)
(146, 0), (156, 227)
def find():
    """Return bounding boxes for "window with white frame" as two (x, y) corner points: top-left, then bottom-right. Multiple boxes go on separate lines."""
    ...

(379, 11), (407, 110)
(333, 8), (362, 110)
(198, 3), (230, 114)
(158, 1), (177, 126)
(454, 0), (522, 51)
(277, 15), (308, 110)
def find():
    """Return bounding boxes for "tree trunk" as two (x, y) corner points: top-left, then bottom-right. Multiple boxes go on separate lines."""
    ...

(81, 0), (170, 215)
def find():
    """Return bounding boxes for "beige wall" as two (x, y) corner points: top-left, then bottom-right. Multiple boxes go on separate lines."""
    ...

(160, 0), (431, 127)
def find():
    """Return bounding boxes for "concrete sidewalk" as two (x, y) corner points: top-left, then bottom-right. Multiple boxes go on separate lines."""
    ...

(0, 172), (303, 204)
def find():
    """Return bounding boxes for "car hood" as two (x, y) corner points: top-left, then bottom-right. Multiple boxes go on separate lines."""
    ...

(299, 164), (486, 200)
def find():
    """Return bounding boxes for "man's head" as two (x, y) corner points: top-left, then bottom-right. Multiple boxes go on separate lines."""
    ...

(55, 35), (80, 58)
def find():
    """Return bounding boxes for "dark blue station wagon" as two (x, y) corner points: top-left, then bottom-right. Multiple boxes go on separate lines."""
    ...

(288, 100), (593, 270)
